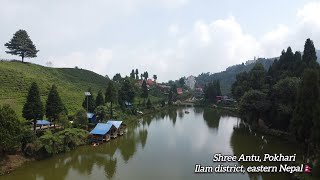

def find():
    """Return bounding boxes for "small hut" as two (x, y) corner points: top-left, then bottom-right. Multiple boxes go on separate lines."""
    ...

(36, 120), (51, 129)
(90, 123), (116, 143)
(87, 113), (97, 124)
(107, 120), (127, 136)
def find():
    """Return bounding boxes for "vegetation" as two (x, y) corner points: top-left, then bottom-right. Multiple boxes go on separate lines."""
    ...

(22, 82), (44, 132)
(95, 90), (105, 107)
(46, 85), (66, 127)
(196, 58), (274, 95)
(105, 81), (117, 117)
(204, 80), (222, 103)
(0, 61), (109, 118)
(4, 29), (39, 63)
(232, 38), (320, 176)
(72, 109), (88, 129)
(82, 88), (96, 113)
(0, 105), (24, 154)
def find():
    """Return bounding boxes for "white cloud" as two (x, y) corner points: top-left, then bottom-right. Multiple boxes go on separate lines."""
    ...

(2, 1), (320, 82)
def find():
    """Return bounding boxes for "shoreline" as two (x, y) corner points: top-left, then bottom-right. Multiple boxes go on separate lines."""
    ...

(0, 105), (170, 176)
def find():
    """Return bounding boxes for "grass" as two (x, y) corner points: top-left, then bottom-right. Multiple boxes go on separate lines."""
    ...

(0, 61), (109, 119)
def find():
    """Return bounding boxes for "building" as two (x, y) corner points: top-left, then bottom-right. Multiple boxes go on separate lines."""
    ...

(177, 88), (183, 95)
(185, 75), (196, 89)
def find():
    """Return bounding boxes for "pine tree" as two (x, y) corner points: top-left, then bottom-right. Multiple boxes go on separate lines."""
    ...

(95, 90), (105, 107)
(135, 69), (139, 80)
(4, 29), (39, 62)
(118, 78), (135, 106)
(105, 81), (117, 117)
(292, 69), (320, 150)
(46, 85), (65, 127)
(130, 69), (135, 78)
(141, 80), (148, 99)
(302, 38), (318, 68)
(82, 88), (96, 113)
(23, 82), (44, 132)
(0, 105), (23, 152)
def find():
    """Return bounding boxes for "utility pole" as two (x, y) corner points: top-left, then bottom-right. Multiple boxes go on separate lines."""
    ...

(84, 92), (91, 112)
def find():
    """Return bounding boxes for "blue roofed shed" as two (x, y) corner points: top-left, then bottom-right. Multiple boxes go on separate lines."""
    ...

(36, 120), (51, 125)
(90, 123), (114, 135)
(107, 120), (126, 129)
(87, 113), (97, 124)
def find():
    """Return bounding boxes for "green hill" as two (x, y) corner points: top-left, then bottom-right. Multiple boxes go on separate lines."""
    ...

(196, 58), (274, 95)
(0, 60), (109, 119)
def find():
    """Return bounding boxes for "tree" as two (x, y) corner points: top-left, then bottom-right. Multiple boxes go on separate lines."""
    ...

(22, 82), (44, 132)
(302, 38), (318, 68)
(179, 77), (185, 87)
(143, 71), (149, 80)
(82, 88), (96, 113)
(4, 29), (39, 63)
(141, 80), (148, 99)
(239, 90), (270, 125)
(153, 75), (157, 83)
(73, 109), (88, 129)
(130, 69), (135, 79)
(118, 78), (135, 106)
(96, 90), (105, 107)
(168, 90), (173, 105)
(135, 69), (139, 80)
(94, 106), (108, 122)
(0, 105), (23, 153)
(146, 98), (152, 109)
(112, 73), (122, 82)
(105, 81), (117, 117)
(46, 85), (65, 127)
(291, 69), (320, 150)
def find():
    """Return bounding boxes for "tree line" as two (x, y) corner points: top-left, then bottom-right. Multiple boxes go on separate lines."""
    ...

(232, 38), (320, 156)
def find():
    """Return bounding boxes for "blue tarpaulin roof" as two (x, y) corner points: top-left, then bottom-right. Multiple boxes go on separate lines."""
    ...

(36, 120), (50, 125)
(107, 120), (123, 129)
(87, 113), (95, 118)
(90, 123), (113, 135)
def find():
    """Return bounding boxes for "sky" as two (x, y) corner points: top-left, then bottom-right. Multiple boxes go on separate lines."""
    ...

(1, 0), (320, 82)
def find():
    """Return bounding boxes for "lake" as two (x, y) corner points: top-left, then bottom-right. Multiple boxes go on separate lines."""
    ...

(1, 107), (301, 180)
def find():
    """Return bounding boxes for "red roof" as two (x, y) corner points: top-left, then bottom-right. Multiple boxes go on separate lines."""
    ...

(147, 79), (153, 86)
(177, 88), (183, 95)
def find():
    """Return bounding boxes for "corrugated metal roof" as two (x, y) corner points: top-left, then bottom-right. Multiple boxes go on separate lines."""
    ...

(87, 113), (95, 118)
(36, 120), (50, 125)
(90, 123), (113, 135)
(107, 120), (123, 129)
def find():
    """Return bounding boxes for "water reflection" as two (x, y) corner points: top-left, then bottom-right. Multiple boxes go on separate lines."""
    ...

(202, 108), (221, 129)
(230, 123), (301, 180)
(2, 108), (301, 180)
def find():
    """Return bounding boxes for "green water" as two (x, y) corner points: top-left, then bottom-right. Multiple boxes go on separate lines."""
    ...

(1, 108), (301, 180)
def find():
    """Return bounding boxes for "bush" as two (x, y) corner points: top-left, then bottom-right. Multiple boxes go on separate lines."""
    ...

(0, 105), (23, 154)
(73, 109), (88, 129)
(23, 140), (42, 157)
(147, 98), (152, 109)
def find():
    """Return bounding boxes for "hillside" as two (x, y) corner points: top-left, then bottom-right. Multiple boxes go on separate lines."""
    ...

(0, 60), (109, 118)
(196, 58), (274, 95)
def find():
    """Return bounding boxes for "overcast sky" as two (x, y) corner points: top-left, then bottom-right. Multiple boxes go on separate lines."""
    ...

(1, 0), (320, 82)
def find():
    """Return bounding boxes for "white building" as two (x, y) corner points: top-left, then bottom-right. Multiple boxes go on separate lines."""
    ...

(185, 75), (196, 89)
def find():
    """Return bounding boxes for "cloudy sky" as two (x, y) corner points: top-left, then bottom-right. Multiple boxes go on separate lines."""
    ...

(1, 0), (320, 82)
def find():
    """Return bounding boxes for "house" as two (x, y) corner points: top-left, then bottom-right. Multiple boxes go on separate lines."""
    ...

(147, 79), (154, 86)
(107, 120), (127, 136)
(87, 113), (97, 124)
(157, 84), (171, 94)
(90, 123), (117, 142)
(185, 75), (196, 89)
(177, 88), (183, 95)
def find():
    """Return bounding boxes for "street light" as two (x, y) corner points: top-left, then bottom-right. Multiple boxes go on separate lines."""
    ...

(84, 92), (91, 112)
